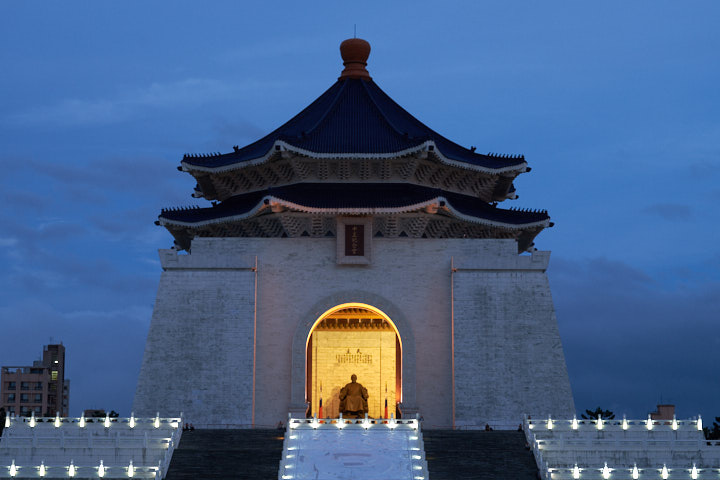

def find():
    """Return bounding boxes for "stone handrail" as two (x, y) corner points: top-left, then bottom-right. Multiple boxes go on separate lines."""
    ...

(523, 415), (720, 480)
(1, 414), (182, 479)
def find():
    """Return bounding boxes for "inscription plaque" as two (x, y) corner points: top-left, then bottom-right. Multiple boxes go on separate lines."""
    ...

(344, 224), (364, 256)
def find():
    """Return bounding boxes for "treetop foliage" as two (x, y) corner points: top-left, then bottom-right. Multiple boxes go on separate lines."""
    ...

(581, 407), (615, 420)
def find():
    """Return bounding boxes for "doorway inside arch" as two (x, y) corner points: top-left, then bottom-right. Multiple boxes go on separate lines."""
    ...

(306, 304), (401, 418)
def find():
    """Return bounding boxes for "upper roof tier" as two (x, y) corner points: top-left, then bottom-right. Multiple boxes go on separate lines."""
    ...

(180, 38), (528, 194)
(158, 183), (549, 252)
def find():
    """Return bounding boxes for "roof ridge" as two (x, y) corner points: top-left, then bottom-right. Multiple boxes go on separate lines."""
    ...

(361, 80), (420, 140)
(297, 79), (349, 138)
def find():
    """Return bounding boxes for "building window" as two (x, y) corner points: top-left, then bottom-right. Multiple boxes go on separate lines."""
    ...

(20, 382), (30, 390)
(34, 382), (43, 390)
(7, 407), (14, 414)
(34, 394), (42, 403)
(7, 381), (16, 390)
(51, 370), (58, 381)
(7, 393), (15, 403)
(20, 393), (29, 403)
(33, 406), (41, 415)
(20, 406), (30, 416)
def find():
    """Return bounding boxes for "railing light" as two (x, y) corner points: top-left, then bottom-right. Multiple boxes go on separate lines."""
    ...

(4, 414), (9, 428)
(39, 461), (46, 477)
(98, 460), (105, 478)
(596, 415), (603, 430)
(127, 460), (134, 478)
(661, 464), (669, 479)
(10, 460), (17, 477)
(631, 463), (639, 479)
(30, 412), (36, 428)
(622, 415), (628, 430)
(68, 460), (76, 477)
(547, 416), (553, 430)
(129, 413), (136, 429)
(55, 413), (61, 428)
(104, 414), (111, 428)
(79, 415), (86, 428)
(572, 464), (580, 479)
(571, 416), (578, 430)
(691, 463), (698, 479)
(671, 415), (678, 430)
(154, 413), (160, 429)
(697, 415), (702, 431)
(602, 462), (610, 479)
(646, 415), (653, 430)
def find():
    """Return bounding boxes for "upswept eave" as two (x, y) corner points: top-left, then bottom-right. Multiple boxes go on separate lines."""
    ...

(180, 139), (528, 176)
(158, 184), (549, 231)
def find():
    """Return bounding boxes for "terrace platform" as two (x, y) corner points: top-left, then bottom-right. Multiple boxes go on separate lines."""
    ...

(0, 414), (181, 479)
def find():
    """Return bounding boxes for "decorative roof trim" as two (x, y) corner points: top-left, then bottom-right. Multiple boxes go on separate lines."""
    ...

(443, 201), (549, 230)
(181, 140), (528, 176)
(159, 194), (547, 231)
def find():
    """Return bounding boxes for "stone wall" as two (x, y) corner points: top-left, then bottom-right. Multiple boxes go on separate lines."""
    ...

(133, 236), (574, 428)
(452, 245), (575, 426)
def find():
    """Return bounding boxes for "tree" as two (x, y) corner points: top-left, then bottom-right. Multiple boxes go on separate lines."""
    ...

(704, 417), (720, 440)
(581, 407), (615, 420)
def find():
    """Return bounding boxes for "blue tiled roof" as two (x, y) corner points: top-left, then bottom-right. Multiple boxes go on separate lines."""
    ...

(181, 79), (525, 170)
(159, 183), (548, 226)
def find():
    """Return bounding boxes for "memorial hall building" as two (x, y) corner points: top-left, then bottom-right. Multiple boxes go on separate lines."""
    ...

(133, 38), (575, 429)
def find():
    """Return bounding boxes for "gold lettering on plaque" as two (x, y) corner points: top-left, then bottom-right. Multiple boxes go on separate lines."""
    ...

(336, 348), (373, 364)
(344, 224), (364, 256)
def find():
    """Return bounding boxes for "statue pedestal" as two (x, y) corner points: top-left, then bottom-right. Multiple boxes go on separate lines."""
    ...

(288, 403), (309, 418)
(397, 403), (420, 419)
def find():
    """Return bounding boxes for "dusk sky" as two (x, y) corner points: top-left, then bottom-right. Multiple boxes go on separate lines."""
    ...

(1, 2), (718, 422)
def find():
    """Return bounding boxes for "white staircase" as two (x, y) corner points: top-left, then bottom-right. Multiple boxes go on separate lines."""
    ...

(524, 415), (720, 479)
(0, 413), (181, 478)
(279, 415), (429, 480)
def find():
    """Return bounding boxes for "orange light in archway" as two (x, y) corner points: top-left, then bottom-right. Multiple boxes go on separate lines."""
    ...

(305, 302), (403, 409)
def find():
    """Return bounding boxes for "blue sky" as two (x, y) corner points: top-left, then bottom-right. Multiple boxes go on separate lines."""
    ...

(1, 1), (718, 421)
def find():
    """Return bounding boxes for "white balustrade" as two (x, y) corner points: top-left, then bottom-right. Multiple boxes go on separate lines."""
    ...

(523, 415), (720, 480)
(281, 414), (427, 480)
(0, 414), (182, 479)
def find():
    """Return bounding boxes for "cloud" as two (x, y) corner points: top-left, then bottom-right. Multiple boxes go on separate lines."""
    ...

(551, 256), (720, 419)
(4, 78), (289, 128)
(0, 237), (18, 247)
(0, 303), (152, 415)
(641, 203), (693, 221)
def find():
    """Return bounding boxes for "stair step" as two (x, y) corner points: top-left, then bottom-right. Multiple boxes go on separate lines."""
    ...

(423, 430), (539, 480)
(164, 429), (285, 480)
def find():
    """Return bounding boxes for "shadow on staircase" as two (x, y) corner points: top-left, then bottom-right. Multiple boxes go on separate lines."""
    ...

(423, 430), (539, 480)
(164, 429), (284, 480)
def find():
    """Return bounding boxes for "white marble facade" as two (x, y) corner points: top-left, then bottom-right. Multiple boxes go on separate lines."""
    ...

(133, 236), (575, 427)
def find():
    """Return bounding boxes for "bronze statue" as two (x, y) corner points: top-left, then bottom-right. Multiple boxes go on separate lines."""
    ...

(339, 374), (368, 418)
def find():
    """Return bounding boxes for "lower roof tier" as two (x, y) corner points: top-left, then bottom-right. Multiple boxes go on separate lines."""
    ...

(158, 183), (551, 252)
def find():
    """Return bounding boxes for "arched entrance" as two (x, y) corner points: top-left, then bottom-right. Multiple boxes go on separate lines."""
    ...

(306, 303), (401, 418)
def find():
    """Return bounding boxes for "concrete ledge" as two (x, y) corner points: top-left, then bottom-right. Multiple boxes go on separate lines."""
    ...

(453, 250), (550, 271)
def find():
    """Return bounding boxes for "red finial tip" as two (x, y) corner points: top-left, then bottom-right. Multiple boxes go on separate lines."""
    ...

(339, 38), (371, 80)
